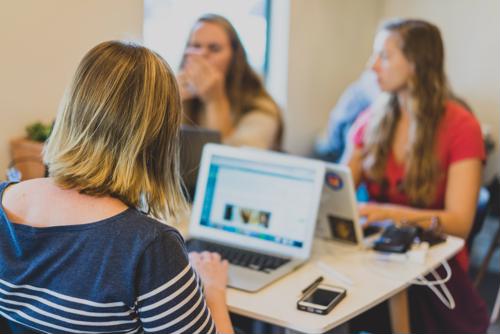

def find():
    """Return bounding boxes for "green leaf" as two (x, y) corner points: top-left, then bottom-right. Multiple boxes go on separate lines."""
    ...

(26, 121), (53, 142)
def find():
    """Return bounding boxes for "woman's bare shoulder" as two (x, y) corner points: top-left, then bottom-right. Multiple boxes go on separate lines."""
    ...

(2, 178), (128, 227)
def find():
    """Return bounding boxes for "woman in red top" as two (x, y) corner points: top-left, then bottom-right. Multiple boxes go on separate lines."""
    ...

(344, 19), (489, 332)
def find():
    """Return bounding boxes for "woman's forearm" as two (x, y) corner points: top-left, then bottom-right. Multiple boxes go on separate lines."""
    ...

(205, 293), (234, 334)
(382, 204), (473, 239)
(204, 96), (234, 138)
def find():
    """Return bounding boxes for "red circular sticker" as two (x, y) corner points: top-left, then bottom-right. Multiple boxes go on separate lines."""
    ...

(325, 172), (343, 190)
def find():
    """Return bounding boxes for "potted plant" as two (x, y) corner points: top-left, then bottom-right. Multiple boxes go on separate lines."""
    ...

(9, 121), (52, 180)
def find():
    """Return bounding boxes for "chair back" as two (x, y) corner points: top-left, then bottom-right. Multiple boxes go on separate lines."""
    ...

(0, 315), (35, 334)
(467, 187), (491, 250)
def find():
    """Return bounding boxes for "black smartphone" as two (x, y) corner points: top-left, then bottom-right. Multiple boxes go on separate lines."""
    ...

(297, 284), (347, 315)
(373, 225), (419, 253)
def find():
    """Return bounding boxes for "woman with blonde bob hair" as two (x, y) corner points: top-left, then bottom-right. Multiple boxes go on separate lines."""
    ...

(0, 41), (233, 334)
(344, 19), (488, 332)
(177, 14), (282, 149)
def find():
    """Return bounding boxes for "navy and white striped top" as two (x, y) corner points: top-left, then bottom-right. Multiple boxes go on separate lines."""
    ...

(0, 182), (216, 334)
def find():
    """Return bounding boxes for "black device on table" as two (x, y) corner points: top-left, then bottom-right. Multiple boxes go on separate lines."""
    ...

(373, 215), (447, 253)
(297, 276), (347, 315)
(373, 224), (419, 253)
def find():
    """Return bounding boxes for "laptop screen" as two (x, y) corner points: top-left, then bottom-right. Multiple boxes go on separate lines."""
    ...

(197, 155), (318, 249)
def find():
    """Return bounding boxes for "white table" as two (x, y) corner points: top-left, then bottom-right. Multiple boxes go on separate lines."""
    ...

(222, 236), (464, 334)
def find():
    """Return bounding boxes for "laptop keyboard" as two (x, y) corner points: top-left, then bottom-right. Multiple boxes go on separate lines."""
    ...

(186, 239), (290, 273)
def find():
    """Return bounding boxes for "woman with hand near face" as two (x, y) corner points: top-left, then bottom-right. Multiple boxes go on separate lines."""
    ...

(177, 14), (282, 150)
(344, 19), (489, 332)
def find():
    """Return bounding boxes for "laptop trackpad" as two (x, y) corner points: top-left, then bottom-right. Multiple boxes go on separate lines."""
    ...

(228, 265), (281, 292)
(227, 263), (292, 292)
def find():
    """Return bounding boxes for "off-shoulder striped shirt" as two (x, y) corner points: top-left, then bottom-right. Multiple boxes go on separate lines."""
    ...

(0, 182), (215, 334)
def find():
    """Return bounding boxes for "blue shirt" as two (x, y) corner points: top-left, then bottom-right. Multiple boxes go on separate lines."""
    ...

(323, 71), (380, 162)
(0, 182), (215, 334)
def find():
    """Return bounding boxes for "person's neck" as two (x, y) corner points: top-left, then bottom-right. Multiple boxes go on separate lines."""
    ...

(397, 89), (412, 118)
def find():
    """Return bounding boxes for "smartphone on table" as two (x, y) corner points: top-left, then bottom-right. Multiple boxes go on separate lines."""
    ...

(297, 283), (347, 315)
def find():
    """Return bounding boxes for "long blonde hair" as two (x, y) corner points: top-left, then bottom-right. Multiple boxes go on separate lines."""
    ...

(363, 19), (448, 207)
(181, 14), (282, 147)
(44, 41), (186, 221)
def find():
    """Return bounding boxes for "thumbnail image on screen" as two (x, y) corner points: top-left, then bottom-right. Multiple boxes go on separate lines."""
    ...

(224, 204), (271, 228)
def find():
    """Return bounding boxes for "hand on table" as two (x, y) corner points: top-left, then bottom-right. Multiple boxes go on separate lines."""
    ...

(359, 202), (400, 225)
(189, 251), (234, 334)
(188, 251), (229, 302)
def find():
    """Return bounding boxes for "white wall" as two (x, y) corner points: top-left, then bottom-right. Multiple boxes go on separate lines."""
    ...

(266, 0), (291, 110)
(381, 0), (500, 182)
(2, 1), (498, 182)
(0, 0), (143, 174)
(278, 0), (383, 155)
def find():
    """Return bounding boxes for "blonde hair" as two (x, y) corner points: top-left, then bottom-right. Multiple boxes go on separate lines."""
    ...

(363, 19), (448, 207)
(44, 41), (187, 221)
(181, 14), (283, 148)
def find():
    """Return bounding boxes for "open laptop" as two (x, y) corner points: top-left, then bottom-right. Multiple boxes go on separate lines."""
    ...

(315, 163), (388, 247)
(186, 144), (326, 292)
(180, 125), (221, 200)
